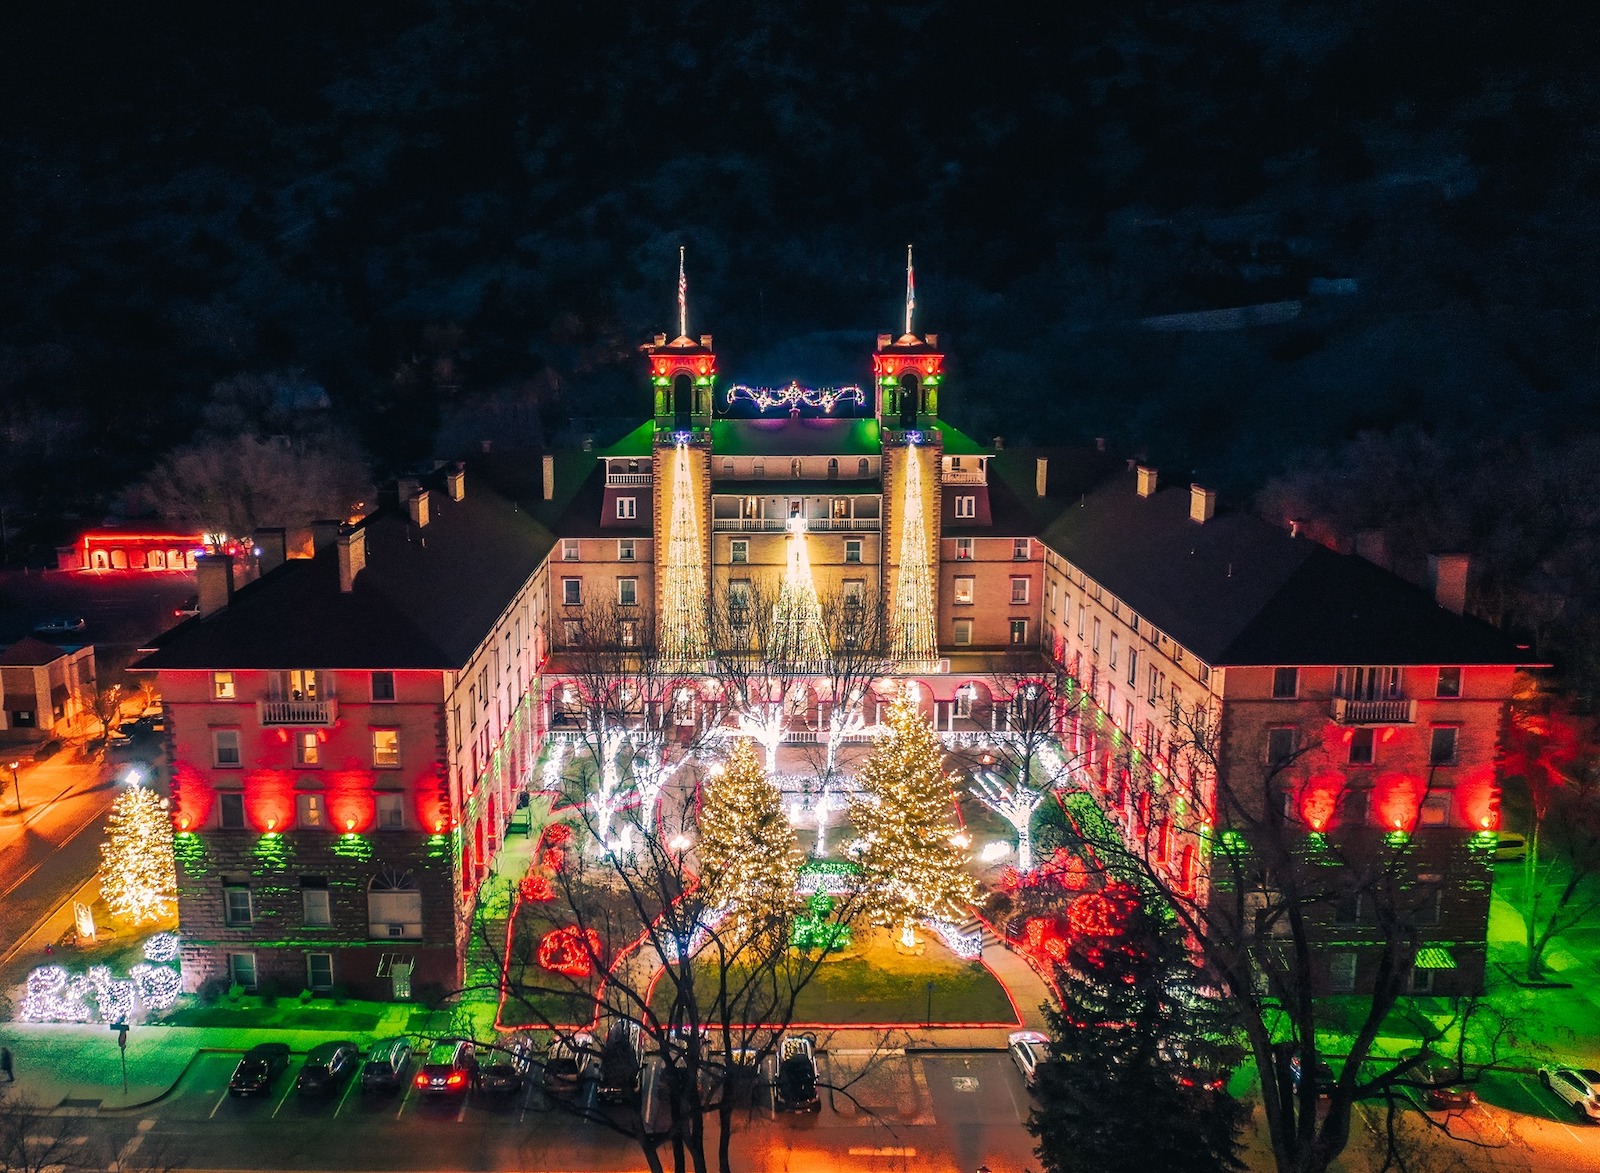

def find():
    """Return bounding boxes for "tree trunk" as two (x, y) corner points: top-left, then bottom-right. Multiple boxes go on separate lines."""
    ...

(1016, 818), (1033, 873)
(1524, 818), (1545, 980)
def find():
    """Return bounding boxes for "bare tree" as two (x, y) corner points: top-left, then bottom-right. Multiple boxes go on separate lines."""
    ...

(1077, 700), (1518, 1173)
(484, 795), (866, 1173)
(0, 1089), (87, 1173)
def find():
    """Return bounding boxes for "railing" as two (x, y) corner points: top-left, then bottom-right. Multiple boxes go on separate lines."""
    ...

(259, 698), (338, 726)
(1330, 698), (1417, 725)
(711, 517), (881, 532)
(943, 468), (986, 485)
(606, 473), (653, 487)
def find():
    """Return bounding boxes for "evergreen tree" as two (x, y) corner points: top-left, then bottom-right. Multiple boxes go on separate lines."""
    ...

(1030, 899), (1247, 1173)
(99, 780), (177, 925)
(849, 692), (975, 947)
(697, 738), (800, 928)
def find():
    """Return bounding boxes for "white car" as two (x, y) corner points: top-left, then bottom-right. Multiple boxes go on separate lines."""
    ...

(1539, 1067), (1600, 1120)
(1008, 1031), (1050, 1089)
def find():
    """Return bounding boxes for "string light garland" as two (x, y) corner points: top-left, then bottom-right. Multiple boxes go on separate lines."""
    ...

(726, 382), (866, 414)
(890, 444), (938, 665)
(99, 777), (177, 925)
(661, 437), (710, 665)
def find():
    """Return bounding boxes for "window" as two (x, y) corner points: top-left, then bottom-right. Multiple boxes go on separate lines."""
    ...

(562, 619), (581, 645)
(843, 579), (864, 607)
(616, 496), (637, 519)
(376, 793), (405, 830)
(954, 685), (974, 719)
(1429, 726), (1458, 766)
(1419, 795), (1450, 827)
(224, 885), (253, 927)
(1333, 893), (1365, 926)
(753, 460), (765, 479)
(955, 496), (976, 519)
(562, 539), (579, 561)
(296, 793), (325, 828)
(1092, 618), (1101, 654)
(368, 875), (423, 939)
(844, 539), (862, 564)
(1126, 647), (1138, 687)
(212, 672), (236, 700)
(1048, 582), (1057, 614)
(561, 578), (582, 606)
(1348, 728), (1375, 765)
(1109, 634), (1119, 670)
(228, 953), (257, 990)
(832, 497), (849, 519)
(1335, 666), (1402, 700)
(295, 732), (320, 767)
(618, 539), (635, 562)
(1272, 667), (1299, 699)
(1267, 727), (1297, 765)
(1197, 663), (1211, 686)
(1408, 967), (1434, 995)
(731, 540), (748, 564)
(1339, 788), (1368, 827)
(721, 458), (734, 477)
(1009, 619), (1029, 645)
(372, 729), (400, 769)
(1010, 577), (1029, 604)
(827, 457), (839, 479)
(218, 792), (246, 830)
(1436, 667), (1462, 699)
(301, 878), (330, 926)
(1328, 953), (1357, 994)
(306, 953), (334, 991)
(617, 577), (638, 606)
(1077, 607), (1086, 640)
(1013, 539), (1030, 560)
(858, 458), (871, 477)
(955, 538), (973, 560)
(1148, 665), (1160, 706)
(953, 619), (973, 646)
(791, 458), (802, 478)
(954, 577), (975, 605)
(620, 619), (638, 647)
(728, 579), (752, 612)
(371, 671), (395, 702)
(213, 729), (241, 768)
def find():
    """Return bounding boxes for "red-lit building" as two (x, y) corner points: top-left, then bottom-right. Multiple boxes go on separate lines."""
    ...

(58, 530), (208, 572)
(136, 468), (551, 999)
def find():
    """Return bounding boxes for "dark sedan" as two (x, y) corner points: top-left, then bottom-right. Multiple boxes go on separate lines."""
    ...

(228, 1043), (291, 1097)
(296, 1041), (360, 1096)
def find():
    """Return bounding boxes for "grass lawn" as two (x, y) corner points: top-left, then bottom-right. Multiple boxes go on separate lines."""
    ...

(652, 928), (1018, 1026)
(161, 1000), (383, 1032)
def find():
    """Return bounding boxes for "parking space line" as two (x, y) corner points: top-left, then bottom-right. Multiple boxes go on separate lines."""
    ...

(332, 1074), (360, 1118)
(396, 1081), (415, 1119)
(1517, 1078), (1586, 1144)
(456, 1092), (470, 1123)
(269, 1074), (297, 1119)
(206, 1085), (232, 1120)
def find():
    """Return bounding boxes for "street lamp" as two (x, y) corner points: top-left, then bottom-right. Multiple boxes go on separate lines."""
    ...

(6, 760), (20, 814)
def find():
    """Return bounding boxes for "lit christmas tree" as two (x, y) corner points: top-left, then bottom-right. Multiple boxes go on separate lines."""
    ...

(849, 692), (974, 948)
(99, 779), (178, 925)
(697, 739), (800, 929)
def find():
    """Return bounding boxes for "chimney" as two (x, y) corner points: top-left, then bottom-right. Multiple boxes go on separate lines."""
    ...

(408, 488), (431, 528)
(581, 435), (593, 452)
(1189, 484), (1216, 524)
(925, 333), (937, 347)
(543, 455), (556, 501)
(700, 334), (713, 348)
(655, 333), (668, 346)
(1288, 518), (1304, 539)
(877, 333), (893, 350)
(253, 527), (287, 576)
(445, 463), (465, 501)
(196, 554), (234, 616)
(310, 519), (342, 553)
(337, 525), (366, 593)
(1035, 457), (1049, 498)
(1095, 436), (1107, 452)
(396, 476), (421, 503)
(1136, 465), (1159, 498)
(1354, 530), (1389, 569)
(1429, 554), (1469, 614)
(991, 436), (1005, 450)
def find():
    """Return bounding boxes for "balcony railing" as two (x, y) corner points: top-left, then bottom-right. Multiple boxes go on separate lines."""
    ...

(260, 698), (339, 726)
(1330, 698), (1417, 725)
(606, 473), (653, 486)
(943, 468), (987, 485)
(711, 517), (881, 532)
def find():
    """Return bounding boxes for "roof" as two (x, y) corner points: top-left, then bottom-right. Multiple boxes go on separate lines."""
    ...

(927, 422), (990, 456)
(1039, 471), (1529, 668)
(710, 418), (880, 457)
(598, 421), (655, 459)
(137, 469), (555, 672)
(0, 637), (70, 666)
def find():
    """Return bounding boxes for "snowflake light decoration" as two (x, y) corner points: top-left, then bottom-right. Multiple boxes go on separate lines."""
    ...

(726, 382), (866, 414)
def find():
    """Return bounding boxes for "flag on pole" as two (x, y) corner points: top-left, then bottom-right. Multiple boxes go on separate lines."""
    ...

(678, 246), (688, 339)
(905, 244), (915, 337)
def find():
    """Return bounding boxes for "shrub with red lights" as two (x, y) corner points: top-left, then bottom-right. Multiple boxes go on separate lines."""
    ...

(1068, 882), (1138, 938)
(543, 823), (574, 847)
(537, 926), (602, 978)
(519, 873), (555, 902)
(542, 847), (567, 873)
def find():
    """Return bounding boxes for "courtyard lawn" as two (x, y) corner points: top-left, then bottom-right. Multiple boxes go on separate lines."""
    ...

(651, 928), (1018, 1027)
(161, 1000), (383, 1032)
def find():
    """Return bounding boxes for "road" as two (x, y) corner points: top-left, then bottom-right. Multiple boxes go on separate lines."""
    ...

(35, 1049), (1039, 1173)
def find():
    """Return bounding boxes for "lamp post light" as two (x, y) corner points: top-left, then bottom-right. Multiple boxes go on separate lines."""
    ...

(7, 760), (20, 814)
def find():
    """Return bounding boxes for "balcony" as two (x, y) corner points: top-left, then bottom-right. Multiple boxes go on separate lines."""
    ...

(943, 467), (987, 485)
(260, 698), (339, 726)
(606, 472), (653, 487)
(1330, 698), (1416, 726)
(711, 517), (881, 532)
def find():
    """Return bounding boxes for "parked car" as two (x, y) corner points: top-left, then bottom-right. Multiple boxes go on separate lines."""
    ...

(479, 1035), (537, 1096)
(543, 1032), (600, 1099)
(296, 1041), (360, 1096)
(1495, 833), (1528, 863)
(359, 1037), (413, 1093)
(1540, 1067), (1600, 1120)
(1424, 1082), (1479, 1111)
(775, 1034), (821, 1112)
(107, 727), (138, 752)
(172, 596), (201, 619)
(228, 1043), (291, 1096)
(597, 1020), (643, 1104)
(33, 616), (85, 635)
(639, 1056), (673, 1138)
(416, 1039), (476, 1096)
(1008, 1031), (1050, 1090)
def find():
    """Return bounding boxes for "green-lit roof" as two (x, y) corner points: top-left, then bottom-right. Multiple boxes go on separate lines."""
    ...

(711, 418), (881, 457)
(930, 422), (991, 456)
(599, 420), (655, 458)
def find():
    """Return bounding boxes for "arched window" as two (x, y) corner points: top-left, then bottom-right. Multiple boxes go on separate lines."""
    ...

(367, 868), (422, 939)
(899, 373), (919, 427)
(791, 458), (802, 478)
(858, 458), (870, 477)
(672, 373), (692, 428)
(827, 458), (839, 479)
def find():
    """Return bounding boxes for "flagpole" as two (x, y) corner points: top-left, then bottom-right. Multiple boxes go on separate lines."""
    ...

(905, 244), (915, 337)
(679, 246), (688, 340)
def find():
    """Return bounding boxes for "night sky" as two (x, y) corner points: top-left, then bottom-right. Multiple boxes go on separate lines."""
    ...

(3, 1), (1598, 590)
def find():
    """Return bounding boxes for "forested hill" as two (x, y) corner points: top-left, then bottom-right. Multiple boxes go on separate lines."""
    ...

(3, 0), (1598, 542)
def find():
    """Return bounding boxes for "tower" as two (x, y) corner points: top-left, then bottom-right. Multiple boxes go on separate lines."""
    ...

(872, 247), (943, 427)
(646, 247), (716, 433)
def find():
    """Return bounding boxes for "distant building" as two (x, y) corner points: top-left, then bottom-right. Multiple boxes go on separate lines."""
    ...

(58, 530), (207, 573)
(0, 637), (97, 740)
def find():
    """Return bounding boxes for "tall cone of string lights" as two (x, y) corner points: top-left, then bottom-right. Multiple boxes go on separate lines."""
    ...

(890, 443), (938, 666)
(661, 438), (710, 666)
(698, 738), (800, 933)
(772, 515), (827, 667)
(100, 777), (177, 925)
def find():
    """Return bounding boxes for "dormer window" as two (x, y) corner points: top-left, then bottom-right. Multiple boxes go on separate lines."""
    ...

(955, 496), (976, 519)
